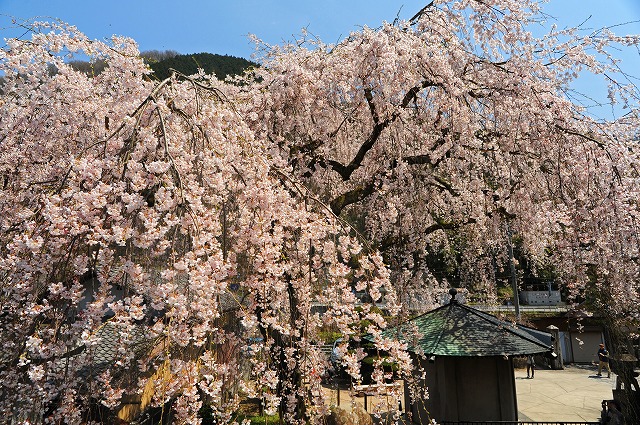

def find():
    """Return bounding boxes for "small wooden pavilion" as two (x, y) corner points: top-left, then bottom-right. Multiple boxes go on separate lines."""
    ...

(391, 289), (552, 423)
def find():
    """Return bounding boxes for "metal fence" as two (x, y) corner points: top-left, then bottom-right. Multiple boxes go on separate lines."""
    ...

(473, 305), (570, 314)
(441, 422), (600, 425)
(318, 344), (333, 357)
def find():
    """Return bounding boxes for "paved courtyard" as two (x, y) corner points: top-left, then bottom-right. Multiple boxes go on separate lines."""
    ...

(515, 364), (616, 422)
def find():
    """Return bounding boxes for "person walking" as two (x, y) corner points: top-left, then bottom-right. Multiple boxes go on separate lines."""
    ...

(526, 355), (535, 378)
(597, 343), (611, 378)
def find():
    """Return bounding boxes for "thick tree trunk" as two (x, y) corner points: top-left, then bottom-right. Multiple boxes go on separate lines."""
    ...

(257, 275), (308, 424)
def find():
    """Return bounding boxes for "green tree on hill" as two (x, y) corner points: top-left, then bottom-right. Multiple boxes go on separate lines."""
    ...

(147, 52), (257, 80)
(64, 50), (255, 81)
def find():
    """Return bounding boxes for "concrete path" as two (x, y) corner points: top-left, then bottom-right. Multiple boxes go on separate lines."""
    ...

(515, 364), (616, 422)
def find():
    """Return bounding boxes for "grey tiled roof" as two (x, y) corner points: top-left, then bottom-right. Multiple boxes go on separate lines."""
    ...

(77, 322), (153, 378)
(384, 300), (552, 357)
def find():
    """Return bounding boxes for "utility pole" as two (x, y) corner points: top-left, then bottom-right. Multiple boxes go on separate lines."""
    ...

(506, 224), (521, 322)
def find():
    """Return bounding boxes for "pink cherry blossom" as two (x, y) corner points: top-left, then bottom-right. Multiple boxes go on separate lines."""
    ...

(3, 2), (640, 423)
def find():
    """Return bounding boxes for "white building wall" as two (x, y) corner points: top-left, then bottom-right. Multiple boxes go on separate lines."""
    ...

(519, 290), (562, 306)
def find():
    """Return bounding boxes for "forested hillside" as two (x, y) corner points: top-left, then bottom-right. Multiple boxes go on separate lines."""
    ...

(146, 52), (257, 80)
(64, 50), (256, 80)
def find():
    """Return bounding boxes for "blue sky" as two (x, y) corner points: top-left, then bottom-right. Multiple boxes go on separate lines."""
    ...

(0, 0), (428, 57)
(1, 1), (639, 118)
(1, 1), (638, 59)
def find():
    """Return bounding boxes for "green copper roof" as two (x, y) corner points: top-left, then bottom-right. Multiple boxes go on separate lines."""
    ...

(385, 300), (551, 357)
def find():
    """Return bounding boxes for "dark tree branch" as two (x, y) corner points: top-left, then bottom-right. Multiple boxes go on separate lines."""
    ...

(327, 79), (441, 181)
(409, 1), (435, 25)
(378, 216), (478, 251)
(555, 124), (606, 149)
(328, 127), (456, 215)
(432, 174), (459, 196)
(330, 181), (376, 216)
(364, 88), (379, 124)
(424, 216), (478, 235)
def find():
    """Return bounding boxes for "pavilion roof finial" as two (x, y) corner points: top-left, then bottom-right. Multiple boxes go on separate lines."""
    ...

(449, 288), (458, 304)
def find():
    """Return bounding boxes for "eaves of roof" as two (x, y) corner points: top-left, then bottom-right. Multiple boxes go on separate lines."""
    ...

(383, 301), (552, 357)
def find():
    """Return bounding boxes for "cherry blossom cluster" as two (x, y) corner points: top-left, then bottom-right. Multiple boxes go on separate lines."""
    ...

(0, 21), (399, 425)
